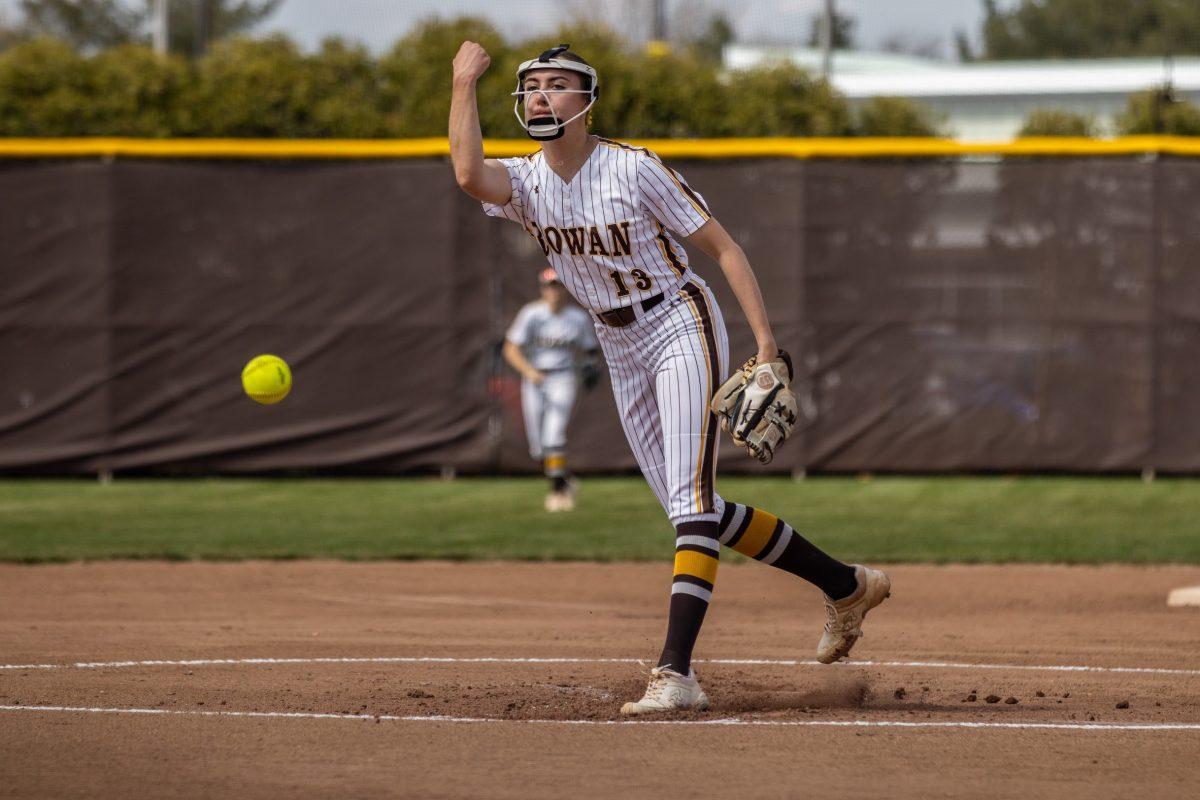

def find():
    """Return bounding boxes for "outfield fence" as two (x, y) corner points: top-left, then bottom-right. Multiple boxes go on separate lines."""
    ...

(2, 138), (1198, 475)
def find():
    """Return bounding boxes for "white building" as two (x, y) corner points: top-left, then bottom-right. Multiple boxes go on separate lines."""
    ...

(723, 45), (1200, 141)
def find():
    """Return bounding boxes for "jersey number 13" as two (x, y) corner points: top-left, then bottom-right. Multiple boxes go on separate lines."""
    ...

(609, 268), (653, 298)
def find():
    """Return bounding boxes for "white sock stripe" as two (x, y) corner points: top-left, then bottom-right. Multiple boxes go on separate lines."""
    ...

(718, 503), (747, 544)
(671, 582), (713, 603)
(675, 535), (721, 553)
(759, 524), (794, 565)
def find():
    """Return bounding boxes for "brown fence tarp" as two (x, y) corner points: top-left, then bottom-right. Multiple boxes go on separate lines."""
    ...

(1, 156), (1196, 474)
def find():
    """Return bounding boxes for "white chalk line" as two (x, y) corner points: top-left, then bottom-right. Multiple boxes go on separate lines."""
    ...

(2, 655), (1199, 677)
(1, 704), (1198, 732)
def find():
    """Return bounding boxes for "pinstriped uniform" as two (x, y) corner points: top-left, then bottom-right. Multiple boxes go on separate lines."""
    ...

(483, 138), (713, 312)
(483, 136), (732, 601)
(593, 281), (728, 523)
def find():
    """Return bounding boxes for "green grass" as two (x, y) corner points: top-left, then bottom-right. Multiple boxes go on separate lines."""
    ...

(0, 476), (1198, 564)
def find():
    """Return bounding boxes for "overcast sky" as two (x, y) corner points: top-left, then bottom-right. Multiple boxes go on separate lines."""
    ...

(264, 0), (1003, 58)
(1, 1), (1013, 60)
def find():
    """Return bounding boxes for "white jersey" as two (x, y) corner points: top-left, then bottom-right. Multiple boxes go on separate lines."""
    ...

(482, 135), (725, 529)
(506, 300), (597, 372)
(483, 137), (712, 313)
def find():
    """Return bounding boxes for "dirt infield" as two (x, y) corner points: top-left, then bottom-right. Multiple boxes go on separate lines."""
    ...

(2, 561), (1199, 798)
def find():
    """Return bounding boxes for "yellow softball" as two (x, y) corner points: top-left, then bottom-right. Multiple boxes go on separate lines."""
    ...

(241, 354), (292, 405)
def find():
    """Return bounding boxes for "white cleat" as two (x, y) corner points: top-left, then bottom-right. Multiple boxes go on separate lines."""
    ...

(556, 478), (578, 511)
(544, 483), (576, 512)
(620, 667), (709, 715)
(816, 565), (892, 664)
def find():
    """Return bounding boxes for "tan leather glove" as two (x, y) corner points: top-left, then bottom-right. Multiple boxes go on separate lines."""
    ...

(710, 350), (799, 464)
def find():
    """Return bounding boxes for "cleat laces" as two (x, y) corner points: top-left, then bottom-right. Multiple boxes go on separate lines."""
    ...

(642, 667), (673, 702)
(824, 599), (864, 637)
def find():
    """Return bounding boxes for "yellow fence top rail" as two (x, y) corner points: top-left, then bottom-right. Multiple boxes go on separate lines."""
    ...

(1, 136), (1199, 159)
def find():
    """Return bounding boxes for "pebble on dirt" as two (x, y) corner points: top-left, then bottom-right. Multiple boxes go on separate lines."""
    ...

(1116, 700), (1130, 709)
(1035, 691), (1045, 697)
(1004, 697), (1018, 704)
(985, 695), (1002, 704)
(894, 687), (906, 699)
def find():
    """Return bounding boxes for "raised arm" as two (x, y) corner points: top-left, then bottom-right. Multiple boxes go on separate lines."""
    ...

(686, 218), (779, 366)
(449, 41), (513, 205)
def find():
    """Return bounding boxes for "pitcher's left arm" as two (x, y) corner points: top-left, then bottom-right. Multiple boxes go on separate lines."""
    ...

(686, 219), (778, 365)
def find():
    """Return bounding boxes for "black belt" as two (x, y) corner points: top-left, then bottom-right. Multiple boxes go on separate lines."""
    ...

(595, 293), (665, 328)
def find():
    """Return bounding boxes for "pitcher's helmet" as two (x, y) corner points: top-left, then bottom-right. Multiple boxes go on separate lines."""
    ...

(512, 44), (599, 141)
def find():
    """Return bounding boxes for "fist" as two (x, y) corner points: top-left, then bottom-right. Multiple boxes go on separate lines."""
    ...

(453, 41), (491, 85)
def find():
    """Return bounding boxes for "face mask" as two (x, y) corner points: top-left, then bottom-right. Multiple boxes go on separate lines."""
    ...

(513, 86), (596, 141)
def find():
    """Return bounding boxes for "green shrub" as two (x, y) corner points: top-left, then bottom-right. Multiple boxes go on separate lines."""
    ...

(304, 38), (390, 138)
(0, 37), (91, 135)
(379, 17), (513, 138)
(1116, 89), (1200, 136)
(724, 63), (855, 137)
(186, 35), (311, 137)
(856, 96), (944, 137)
(0, 20), (954, 139)
(86, 44), (190, 136)
(1017, 108), (1099, 137)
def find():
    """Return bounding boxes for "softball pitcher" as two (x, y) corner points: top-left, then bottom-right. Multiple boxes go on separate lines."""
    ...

(503, 267), (600, 512)
(450, 41), (891, 714)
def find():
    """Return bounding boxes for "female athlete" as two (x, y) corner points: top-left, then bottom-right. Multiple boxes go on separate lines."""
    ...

(449, 40), (891, 715)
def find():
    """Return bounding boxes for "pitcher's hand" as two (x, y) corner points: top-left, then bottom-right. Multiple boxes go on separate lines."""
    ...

(453, 41), (491, 87)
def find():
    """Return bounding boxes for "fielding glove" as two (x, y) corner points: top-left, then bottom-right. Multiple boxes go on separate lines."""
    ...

(710, 350), (799, 464)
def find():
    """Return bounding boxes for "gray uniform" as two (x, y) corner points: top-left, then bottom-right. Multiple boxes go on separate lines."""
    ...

(506, 300), (597, 459)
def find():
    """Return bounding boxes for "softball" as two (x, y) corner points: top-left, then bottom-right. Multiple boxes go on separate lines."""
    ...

(241, 354), (292, 405)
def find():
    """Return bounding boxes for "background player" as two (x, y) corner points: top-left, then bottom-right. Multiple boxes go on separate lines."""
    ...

(503, 267), (601, 512)
(449, 41), (891, 715)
